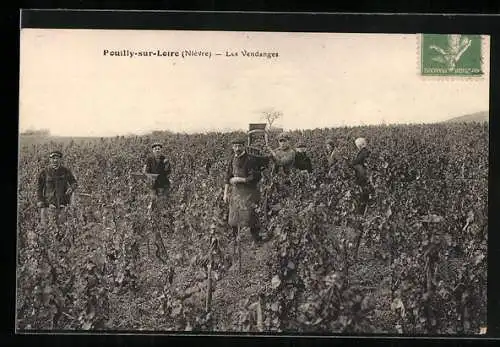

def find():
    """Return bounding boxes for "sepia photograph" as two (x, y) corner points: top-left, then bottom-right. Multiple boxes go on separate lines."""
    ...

(17, 28), (488, 335)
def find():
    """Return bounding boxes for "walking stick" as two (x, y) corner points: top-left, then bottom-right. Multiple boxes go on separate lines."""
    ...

(237, 225), (242, 273)
(206, 239), (214, 313)
(232, 225), (242, 273)
(151, 200), (169, 265)
(130, 172), (169, 264)
(206, 256), (213, 312)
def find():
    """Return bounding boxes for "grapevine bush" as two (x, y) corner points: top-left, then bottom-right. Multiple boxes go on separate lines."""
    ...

(17, 122), (487, 334)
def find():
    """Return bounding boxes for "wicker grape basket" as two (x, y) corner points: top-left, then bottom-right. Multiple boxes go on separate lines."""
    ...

(247, 123), (271, 158)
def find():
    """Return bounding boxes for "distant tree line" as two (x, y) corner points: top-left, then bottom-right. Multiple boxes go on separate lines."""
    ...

(21, 129), (50, 136)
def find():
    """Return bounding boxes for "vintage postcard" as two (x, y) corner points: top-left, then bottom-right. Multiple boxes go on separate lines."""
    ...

(17, 29), (489, 335)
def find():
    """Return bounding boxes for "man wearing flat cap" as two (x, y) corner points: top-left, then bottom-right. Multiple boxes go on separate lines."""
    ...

(37, 150), (78, 228)
(143, 142), (172, 204)
(224, 137), (263, 244)
(142, 142), (172, 262)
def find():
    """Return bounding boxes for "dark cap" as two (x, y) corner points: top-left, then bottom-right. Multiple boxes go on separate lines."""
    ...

(231, 137), (246, 145)
(49, 150), (63, 158)
(151, 142), (163, 149)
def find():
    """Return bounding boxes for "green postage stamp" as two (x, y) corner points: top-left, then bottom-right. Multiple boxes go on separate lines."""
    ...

(420, 34), (483, 76)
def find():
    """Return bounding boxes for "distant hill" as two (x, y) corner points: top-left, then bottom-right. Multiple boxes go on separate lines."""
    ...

(445, 111), (489, 124)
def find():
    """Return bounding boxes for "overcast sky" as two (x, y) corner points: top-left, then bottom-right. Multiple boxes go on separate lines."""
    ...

(19, 29), (490, 137)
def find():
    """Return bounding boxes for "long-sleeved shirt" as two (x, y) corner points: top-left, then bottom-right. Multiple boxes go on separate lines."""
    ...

(351, 147), (370, 167)
(144, 155), (171, 189)
(327, 149), (343, 166)
(37, 166), (78, 207)
(270, 147), (296, 175)
(225, 152), (261, 187)
(294, 152), (312, 173)
(351, 147), (370, 185)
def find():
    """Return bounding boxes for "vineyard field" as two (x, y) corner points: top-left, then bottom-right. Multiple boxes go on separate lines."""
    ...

(16, 122), (488, 334)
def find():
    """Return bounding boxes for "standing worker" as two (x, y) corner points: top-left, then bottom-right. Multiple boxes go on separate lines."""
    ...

(267, 132), (297, 175)
(224, 137), (263, 244)
(143, 142), (172, 216)
(37, 150), (78, 229)
(324, 138), (351, 181)
(326, 138), (343, 167)
(142, 142), (172, 264)
(294, 142), (313, 173)
(350, 137), (374, 214)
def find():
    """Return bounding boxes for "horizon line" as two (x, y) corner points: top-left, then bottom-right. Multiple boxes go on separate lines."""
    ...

(19, 110), (490, 137)
(19, 119), (489, 138)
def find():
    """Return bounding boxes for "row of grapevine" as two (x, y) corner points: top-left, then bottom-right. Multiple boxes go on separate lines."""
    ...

(16, 122), (487, 333)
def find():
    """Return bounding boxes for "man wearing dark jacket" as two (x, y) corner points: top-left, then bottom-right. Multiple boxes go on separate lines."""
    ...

(294, 142), (312, 173)
(37, 150), (78, 228)
(352, 138), (370, 186)
(224, 137), (263, 244)
(143, 142), (172, 198)
(350, 138), (373, 214)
